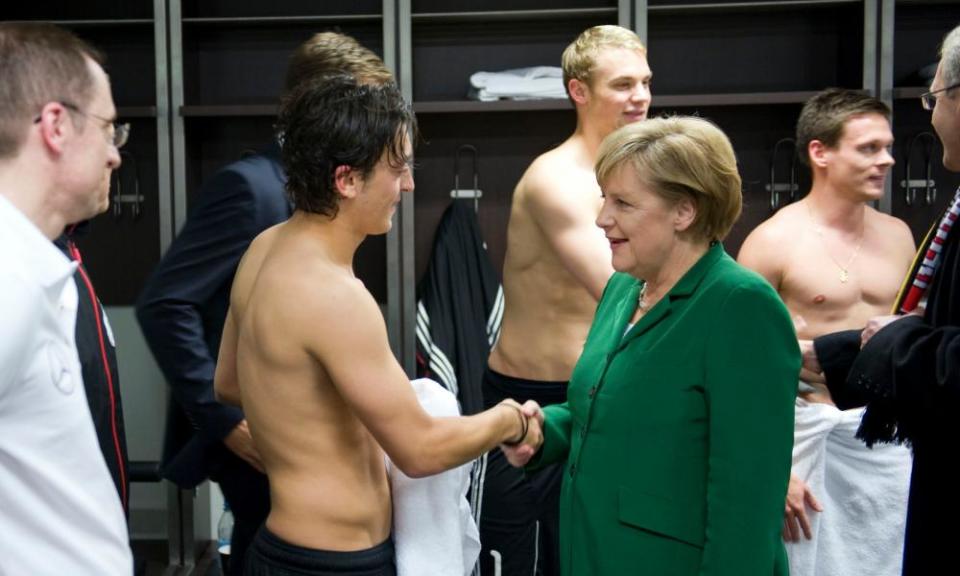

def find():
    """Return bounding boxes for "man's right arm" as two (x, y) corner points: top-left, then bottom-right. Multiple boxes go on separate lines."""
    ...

(524, 169), (614, 300)
(135, 168), (264, 445)
(312, 280), (540, 478)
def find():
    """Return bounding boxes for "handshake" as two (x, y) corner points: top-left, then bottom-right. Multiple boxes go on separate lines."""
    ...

(497, 399), (544, 468)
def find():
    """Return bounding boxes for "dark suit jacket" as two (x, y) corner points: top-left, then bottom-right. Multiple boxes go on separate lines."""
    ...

(530, 244), (799, 575)
(136, 144), (290, 487)
(815, 195), (960, 576)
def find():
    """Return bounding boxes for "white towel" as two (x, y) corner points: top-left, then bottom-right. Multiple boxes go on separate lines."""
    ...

(468, 66), (567, 101)
(387, 378), (481, 576)
(785, 397), (912, 576)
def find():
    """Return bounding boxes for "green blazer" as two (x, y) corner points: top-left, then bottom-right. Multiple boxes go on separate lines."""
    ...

(529, 243), (799, 576)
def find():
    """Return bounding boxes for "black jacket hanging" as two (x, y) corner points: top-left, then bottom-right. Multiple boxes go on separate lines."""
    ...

(415, 200), (502, 416)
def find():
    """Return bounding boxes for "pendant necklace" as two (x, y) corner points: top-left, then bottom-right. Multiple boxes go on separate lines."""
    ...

(807, 204), (864, 283)
(637, 283), (649, 310)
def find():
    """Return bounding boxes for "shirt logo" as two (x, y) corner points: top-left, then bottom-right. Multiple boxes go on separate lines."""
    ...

(47, 344), (75, 395)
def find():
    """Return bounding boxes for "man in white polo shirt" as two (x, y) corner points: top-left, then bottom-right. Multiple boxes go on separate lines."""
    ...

(0, 22), (132, 575)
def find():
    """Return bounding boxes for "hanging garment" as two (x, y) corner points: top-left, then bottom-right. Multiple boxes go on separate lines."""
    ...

(415, 200), (502, 416)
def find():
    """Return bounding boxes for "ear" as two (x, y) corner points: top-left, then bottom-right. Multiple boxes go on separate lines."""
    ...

(808, 139), (830, 169)
(36, 103), (71, 156)
(334, 165), (360, 199)
(568, 78), (590, 106)
(673, 196), (698, 233)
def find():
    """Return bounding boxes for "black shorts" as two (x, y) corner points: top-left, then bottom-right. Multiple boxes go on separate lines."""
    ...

(478, 367), (566, 576)
(244, 526), (395, 576)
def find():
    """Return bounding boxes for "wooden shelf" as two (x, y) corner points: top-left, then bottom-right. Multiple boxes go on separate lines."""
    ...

(118, 106), (158, 118)
(648, 0), (859, 14)
(414, 99), (571, 113)
(180, 105), (277, 117)
(181, 14), (381, 27)
(411, 7), (615, 24)
(894, 86), (928, 100)
(184, 91), (842, 117)
(653, 91), (822, 107)
(895, 0), (957, 6)
(6, 19), (153, 27)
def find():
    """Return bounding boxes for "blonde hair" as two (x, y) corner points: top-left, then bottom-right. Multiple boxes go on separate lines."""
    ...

(561, 25), (646, 99)
(596, 116), (742, 242)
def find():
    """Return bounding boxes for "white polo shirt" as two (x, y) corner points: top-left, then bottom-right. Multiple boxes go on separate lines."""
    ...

(0, 195), (132, 575)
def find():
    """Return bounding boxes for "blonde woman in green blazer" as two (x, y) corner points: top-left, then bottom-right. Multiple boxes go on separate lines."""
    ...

(504, 117), (800, 575)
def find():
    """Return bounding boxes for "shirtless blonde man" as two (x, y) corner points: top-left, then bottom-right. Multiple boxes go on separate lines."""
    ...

(480, 25), (651, 576)
(214, 77), (541, 576)
(739, 88), (915, 576)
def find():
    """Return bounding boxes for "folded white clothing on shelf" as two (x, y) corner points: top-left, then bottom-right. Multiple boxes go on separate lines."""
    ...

(468, 66), (566, 101)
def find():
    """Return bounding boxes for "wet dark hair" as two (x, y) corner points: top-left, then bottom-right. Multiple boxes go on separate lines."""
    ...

(277, 75), (416, 217)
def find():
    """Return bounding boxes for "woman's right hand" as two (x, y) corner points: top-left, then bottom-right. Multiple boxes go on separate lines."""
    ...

(782, 472), (823, 542)
(501, 400), (544, 467)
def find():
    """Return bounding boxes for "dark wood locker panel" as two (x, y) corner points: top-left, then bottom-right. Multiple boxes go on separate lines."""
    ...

(648, 1), (864, 96)
(408, 1), (619, 279)
(175, 3), (389, 302)
(2, 1), (165, 305)
(891, 0), (960, 245)
(412, 110), (576, 281)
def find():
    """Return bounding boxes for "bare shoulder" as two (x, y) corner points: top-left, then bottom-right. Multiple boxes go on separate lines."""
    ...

(294, 262), (378, 326)
(739, 204), (805, 256)
(519, 141), (597, 217)
(866, 207), (914, 242)
(865, 206), (916, 257)
(231, 223), (282, 309)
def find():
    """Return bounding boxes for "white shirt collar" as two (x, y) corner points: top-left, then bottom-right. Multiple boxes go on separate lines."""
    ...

(0, 194), (77, 300)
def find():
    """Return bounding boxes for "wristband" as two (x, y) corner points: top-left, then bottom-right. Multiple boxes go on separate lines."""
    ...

(501, 402), (529, 447)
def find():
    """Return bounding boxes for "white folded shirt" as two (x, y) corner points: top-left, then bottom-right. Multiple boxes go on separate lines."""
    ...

(469, 66), (567, 101)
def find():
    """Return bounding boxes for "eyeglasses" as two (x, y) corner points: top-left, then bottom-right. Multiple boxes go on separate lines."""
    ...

(33, 101), (130, 148)
(920, 82), (960, 111)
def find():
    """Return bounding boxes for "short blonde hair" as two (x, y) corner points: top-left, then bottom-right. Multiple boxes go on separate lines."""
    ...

(596, 116), (743, 242)
(561, 25), (646, 99)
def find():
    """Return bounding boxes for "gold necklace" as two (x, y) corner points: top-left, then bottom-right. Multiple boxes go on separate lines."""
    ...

(806, 204), (864, 283)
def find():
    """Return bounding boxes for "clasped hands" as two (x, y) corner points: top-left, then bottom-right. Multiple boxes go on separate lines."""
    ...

(798, 313), (909, 383)
(498, 399), (544, 468)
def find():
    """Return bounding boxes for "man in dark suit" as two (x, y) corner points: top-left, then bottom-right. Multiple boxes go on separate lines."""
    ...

(135, 33), (394, 575)
(805, 23), (960, 576)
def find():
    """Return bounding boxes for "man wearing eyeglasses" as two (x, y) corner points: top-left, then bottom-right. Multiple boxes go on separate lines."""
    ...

(53, 110), (131, 519)
(0, 22), (131, 575)
(805, 24), (960, 576)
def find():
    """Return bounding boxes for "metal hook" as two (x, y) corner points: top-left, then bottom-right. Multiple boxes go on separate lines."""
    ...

(451, 144), (482, 212)
(111, 164), (123, 219)
(901, 132), (938, 207)
(767, 138), (799, 211)
(111, 151), (144, 220)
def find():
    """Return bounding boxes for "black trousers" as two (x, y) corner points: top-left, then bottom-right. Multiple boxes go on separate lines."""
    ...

(213, 451), (271, 575)
(245, 527), (395, 576)
(478, 368), (566, 576)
